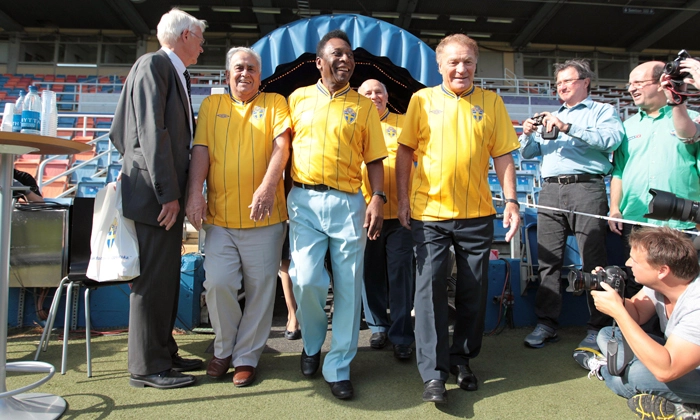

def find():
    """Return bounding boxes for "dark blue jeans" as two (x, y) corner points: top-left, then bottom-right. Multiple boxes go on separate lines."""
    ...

(535, 179), (610, 330)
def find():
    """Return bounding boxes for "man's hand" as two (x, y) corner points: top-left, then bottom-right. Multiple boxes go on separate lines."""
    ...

(158, 199), (180, 231)
(503, 202), (521, 242)
(522, 115), (538, 136)
(249, 184), (276, 221)
(186, 193), (207, 231)
(608, 209), (623, 235)
(681, 58), (700, 91)
(591, 282), (626, 319)
(397, 198), (411, 230)
(364, 196), (384, 240)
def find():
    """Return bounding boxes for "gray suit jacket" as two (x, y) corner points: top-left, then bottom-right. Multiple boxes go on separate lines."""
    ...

(110, 49), (192, 226)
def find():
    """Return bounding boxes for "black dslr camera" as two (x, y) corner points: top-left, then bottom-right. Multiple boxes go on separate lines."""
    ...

(644, 188), (700, 224)
(566, 266), (626, 297)
(531, 114), (559, 140)
(664, 49), (691, 83)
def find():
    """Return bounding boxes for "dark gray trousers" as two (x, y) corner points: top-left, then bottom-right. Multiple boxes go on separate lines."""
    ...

(128, 221), (183, 375)
(412, 217), (493, 382)
(535, 179), (610, 331)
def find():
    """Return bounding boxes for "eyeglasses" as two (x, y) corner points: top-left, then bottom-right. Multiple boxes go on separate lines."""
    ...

(189, 31), (205, 47)
(555, 78), (584, 88)
(625, 80), (657, 90)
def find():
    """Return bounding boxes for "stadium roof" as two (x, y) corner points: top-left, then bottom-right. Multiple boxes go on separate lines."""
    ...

(1, 0), (699, 54)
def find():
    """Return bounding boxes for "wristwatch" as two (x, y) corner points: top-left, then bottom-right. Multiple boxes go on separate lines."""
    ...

(504, 198), (520, 208)
(372, 191), (387, 204)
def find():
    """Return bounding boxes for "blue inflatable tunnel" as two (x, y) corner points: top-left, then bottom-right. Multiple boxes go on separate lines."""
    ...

(251, 14), (441, 113)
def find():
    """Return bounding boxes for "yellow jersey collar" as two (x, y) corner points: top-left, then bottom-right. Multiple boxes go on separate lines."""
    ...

(379, 108), (390, 121)
(316, 80), (352, 98)
(229, 89), (261, 106)
(441, 83), (475, 99)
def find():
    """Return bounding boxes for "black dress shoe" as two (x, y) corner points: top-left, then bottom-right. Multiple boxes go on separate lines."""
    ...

(369, 332), (388, 349)
(327, 380), (353, 399)
(393, 345), (413, 360)
(422, 379), (447, 404)
(300, 349), (320, 377)
(451, 364), (478, 391)
(129, 369), (196, 389)
(171, 353), (204, 372)
(284, 329), (302, 340)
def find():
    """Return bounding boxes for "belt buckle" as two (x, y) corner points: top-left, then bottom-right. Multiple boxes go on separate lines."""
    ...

(557, 175), (571, 185)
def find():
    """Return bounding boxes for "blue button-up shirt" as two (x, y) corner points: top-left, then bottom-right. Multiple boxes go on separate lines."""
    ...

(519, 97), (624, 178)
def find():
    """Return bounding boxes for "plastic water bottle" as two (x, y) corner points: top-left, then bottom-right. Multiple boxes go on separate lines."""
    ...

(11, 90), (24, 132)
(21, 85), (42, 134)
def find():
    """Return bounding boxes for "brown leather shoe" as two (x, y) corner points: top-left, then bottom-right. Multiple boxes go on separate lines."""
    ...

(233, 365), (256, 387)
(206, 355), (232, 379)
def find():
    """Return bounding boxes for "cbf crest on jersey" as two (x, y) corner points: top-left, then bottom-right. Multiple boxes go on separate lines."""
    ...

(472, 105), (484, 122)
(252, 106), (265, 120)
(344, 107), (357, 124)
(386, 126), (398, 138)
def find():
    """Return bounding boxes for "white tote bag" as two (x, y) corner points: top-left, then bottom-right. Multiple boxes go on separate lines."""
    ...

(86, 181), (140, 282)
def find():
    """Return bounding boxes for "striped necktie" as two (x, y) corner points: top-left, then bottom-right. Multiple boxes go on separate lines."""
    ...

(183, 70), (192, 102)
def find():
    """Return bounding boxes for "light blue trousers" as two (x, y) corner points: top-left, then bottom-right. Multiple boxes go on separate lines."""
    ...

(598, 326), (700, 404)
(288, 187), (366, 382)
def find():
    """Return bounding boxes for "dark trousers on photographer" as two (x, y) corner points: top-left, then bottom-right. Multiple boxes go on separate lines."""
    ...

(534, 179), (610, 331)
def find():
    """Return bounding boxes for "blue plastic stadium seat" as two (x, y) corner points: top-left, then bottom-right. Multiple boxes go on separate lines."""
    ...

(69, 161), (98, 184)
(511, 150), (522, 170)
(76, 179), (106, 198)
(488, 171), (502, 198)
(106, 163), (122, 183)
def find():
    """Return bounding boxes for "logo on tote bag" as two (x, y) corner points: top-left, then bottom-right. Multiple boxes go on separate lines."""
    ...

(107, 218), (118, 248)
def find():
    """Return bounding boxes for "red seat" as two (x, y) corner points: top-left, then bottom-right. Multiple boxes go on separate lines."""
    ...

(41, 176), (68, 198)
(43, 160), (70, 179)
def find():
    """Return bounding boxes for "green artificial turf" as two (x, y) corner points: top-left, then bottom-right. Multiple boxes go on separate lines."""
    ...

(6, 326), (635, 419)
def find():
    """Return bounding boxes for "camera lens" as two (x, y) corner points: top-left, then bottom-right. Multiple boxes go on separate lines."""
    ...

(645, 189), (700, 224)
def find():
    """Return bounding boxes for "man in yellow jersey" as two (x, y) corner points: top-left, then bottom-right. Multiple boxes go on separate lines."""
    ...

(357, 79), (415, 360)
(287, 30), (387, 400)
(396, 34), (520, 404)
(185, 47), (290, 388)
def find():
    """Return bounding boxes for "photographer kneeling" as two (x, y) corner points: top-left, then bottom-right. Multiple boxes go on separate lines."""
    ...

(589, 227), (700, 419)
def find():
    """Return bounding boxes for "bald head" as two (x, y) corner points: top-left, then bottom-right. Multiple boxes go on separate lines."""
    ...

(628, 61), (665, 115)
(358, 79), (388, 114)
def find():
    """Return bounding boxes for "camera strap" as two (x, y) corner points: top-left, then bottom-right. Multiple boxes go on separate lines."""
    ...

(606, 321), (633, 377)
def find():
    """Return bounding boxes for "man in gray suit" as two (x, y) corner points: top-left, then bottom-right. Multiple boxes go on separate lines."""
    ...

(110, 8), (206, 389)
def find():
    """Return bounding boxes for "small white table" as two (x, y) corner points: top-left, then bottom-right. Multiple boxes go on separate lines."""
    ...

(0, 132), (90, 419)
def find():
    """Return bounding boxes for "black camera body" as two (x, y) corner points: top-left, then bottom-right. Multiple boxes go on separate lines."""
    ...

(531, 114), (559, 140)
(644, 188), (700, 224)
(566, 266), (626, 297)
(664, 49), (691, 83)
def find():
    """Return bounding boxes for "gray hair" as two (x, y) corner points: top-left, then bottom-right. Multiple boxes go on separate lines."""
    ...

(226, 47), (262, 73)
(156, 8), (207, 48)
(554, 59), (595, 93)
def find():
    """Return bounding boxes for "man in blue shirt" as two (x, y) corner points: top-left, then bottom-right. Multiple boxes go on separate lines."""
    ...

(519, 59), (624, 361)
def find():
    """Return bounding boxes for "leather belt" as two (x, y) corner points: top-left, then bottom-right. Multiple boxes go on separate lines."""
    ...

(544, 174), (603, 185)
(293, 181), (335, 192)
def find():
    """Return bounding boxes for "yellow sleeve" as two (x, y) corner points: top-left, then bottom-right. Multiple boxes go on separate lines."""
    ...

(193, 96), (212, 147)
(271, 94), (291, 139)
(489, 95), (519, 157)
(362, 105), (388, 163)
(397, 92), (422, 150)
